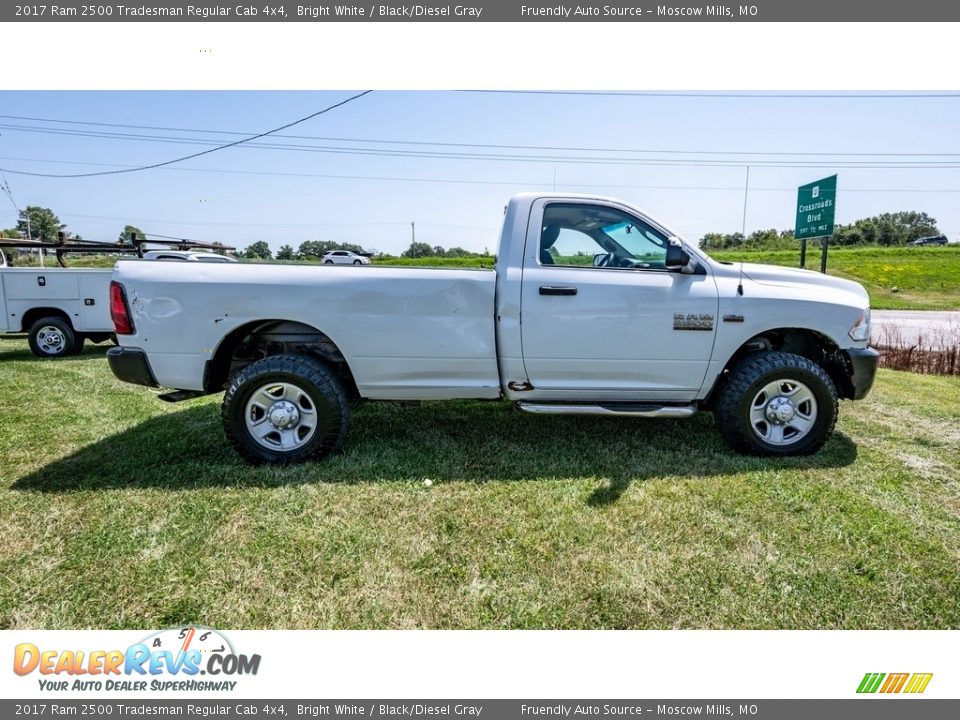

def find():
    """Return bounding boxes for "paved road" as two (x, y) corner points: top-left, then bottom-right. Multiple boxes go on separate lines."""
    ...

(873, 310), (960, 347)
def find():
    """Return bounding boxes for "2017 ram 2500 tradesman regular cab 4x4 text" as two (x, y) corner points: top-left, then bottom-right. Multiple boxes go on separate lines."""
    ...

(107, 193), (878, 463)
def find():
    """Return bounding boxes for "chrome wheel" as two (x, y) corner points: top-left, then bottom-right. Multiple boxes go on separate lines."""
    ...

(749, 378), (818, 446)
(36, 325), (67, 355)
(244, 381), (318, 451)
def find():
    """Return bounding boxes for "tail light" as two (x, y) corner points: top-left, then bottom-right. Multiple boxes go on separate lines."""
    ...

(110, 281), (135, 335)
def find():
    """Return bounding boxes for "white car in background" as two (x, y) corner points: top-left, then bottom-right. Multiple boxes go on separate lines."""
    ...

(322, 250), (369, 265)
(141, 250), (238, 263)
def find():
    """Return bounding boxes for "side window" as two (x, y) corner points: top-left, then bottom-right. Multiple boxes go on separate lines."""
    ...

(539, 203), (671, 270)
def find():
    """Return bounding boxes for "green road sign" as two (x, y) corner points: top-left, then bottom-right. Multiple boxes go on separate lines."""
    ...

(795, 174), (837, 240)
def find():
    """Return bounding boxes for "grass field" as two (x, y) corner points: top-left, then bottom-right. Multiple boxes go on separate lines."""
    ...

(1, 338), (958, 629)
(711, 246), (960, 310)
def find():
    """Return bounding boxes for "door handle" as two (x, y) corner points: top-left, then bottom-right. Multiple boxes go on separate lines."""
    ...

(539, 285), (578, 296)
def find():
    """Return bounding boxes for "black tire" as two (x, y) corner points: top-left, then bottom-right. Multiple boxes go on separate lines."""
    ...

(714, 351), (838, 457)
(353, 259), (362, 265)
(27, 316), (79, 358)
(67, 333), (86, 355)
(324, 260), (334, 265)
(222, 354), (350, 464)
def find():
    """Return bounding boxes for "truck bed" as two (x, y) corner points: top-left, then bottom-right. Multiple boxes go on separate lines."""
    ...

(114, 260), (502, 399)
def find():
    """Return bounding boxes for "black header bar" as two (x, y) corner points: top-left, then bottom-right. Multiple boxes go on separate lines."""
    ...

(6, 0), (960, 22)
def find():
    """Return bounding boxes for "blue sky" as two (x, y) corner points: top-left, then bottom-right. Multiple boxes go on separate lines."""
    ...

(1, 90), (958, 254)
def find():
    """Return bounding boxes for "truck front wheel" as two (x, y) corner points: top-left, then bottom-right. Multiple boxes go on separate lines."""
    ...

(222, 354), (350, 464)
(714, 351), (838, 456)
(27, 317), (82, 358)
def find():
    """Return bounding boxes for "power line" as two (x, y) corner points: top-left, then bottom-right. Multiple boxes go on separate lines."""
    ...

(5, 120), (960, 169)
(462, 90), (960, 99)
(4, 124), (960, 170)
(0, 91), (373, 179)
(0, 165), (21, 212)
(4, 155), (960, 194)
(0, 112), (957, 158)
(57, 212), (478, 230)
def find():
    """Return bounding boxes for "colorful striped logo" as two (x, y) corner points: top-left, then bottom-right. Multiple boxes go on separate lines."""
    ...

(857, 673), (933, 694)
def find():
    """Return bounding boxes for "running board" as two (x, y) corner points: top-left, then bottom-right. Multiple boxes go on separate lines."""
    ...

(158, 389), (206, 403)
(517, 402), (697, 418)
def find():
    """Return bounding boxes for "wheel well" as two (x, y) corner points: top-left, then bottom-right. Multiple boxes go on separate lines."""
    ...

(706, 327), (855, 404)
(21, 307), (72, 333)
(203, 320), (359, 400)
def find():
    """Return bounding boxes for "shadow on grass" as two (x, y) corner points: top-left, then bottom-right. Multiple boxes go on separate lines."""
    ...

(12, 398), (859, 503)
(0, 340), (112, 363)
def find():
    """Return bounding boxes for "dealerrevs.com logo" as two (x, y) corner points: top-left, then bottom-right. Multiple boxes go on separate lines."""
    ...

(13, 627), (261, 692)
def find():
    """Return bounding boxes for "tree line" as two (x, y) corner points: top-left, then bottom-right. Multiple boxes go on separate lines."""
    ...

(700, 211), (942, 250)
(242, 239), (490, 260)
(2, 206), (149, 247)
(0, 209), (490, 261)
(10, 205), (942, 259)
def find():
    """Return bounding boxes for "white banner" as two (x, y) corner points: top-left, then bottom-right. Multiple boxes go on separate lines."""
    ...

(2, 630), (954, 699)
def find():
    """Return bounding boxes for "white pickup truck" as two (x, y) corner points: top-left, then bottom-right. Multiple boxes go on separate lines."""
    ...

(108, 193), (878, 462)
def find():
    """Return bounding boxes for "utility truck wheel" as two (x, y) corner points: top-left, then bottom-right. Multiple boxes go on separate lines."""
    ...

(714, 351), (837, 457)
(222, 354), (350, 464)
(27, 317), (80, 358)
(68, 333), (86, 355)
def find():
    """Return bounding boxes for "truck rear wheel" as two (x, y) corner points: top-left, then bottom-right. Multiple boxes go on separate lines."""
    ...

(27, 317), (82, 358)
(222, 354), (350, 464)
(714, 351), (838, 456)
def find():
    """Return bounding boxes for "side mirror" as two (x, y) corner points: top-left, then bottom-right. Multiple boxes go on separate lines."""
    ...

(665, 238), (690, 269)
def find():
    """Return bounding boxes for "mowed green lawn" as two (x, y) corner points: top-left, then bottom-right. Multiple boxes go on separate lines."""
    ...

(1, 338), (958, 630)
(712, 246), (960, 310)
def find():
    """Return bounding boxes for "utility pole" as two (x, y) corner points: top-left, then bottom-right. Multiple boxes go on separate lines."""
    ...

(741, 165), (750, 237)
(411, 222), (415, 245)
(0, 165), (40, 266)
(30, 220), (43, 266)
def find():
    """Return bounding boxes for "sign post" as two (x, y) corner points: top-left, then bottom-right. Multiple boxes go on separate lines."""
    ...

(794, 174), (837, 273)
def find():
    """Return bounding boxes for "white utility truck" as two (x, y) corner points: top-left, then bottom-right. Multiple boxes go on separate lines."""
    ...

(108, 193), (878, 461)
(0, 266), (115, 357)
(0, 249), (240, 357)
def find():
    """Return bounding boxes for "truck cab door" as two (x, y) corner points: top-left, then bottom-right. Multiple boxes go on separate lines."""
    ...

(518, 198), (719, 402)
